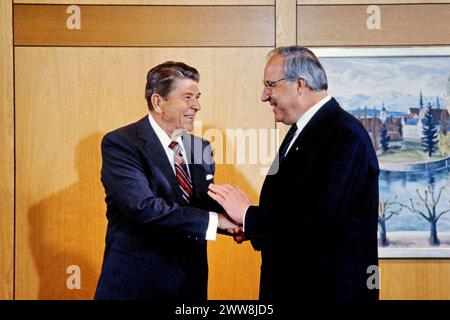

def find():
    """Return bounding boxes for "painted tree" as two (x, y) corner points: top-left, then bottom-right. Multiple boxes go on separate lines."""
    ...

(379, 124), (390, 153)
(439, 109), (449, 156)
(440, 108), (448, 136)
(421, 102), (438, 157)
(400, 186), (450, 246)
(378, 196), (402, 246)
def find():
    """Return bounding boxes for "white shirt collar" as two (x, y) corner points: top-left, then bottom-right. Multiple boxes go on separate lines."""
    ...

(295, 95), (331, 135)
(148, 113), (183, 149)
(283, 95), (331, 156)
(148, 113), (187, 173)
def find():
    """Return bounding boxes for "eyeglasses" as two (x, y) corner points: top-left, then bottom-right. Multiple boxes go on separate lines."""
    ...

(262, 77), (286, 92)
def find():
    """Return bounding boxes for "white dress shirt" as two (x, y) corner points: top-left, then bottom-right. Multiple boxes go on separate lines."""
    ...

(148, 114), (218, 240)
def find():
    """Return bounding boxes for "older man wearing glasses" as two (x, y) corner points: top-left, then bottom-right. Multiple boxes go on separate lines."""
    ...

(209, 46), (380, 301)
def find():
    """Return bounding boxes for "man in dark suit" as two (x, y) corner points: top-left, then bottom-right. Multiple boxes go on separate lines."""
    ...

(209, 46), (379, 300)
(94, 61), (236, 300)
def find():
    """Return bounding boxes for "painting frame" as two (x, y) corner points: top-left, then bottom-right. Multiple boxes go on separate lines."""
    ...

(314, 46), (450, 258)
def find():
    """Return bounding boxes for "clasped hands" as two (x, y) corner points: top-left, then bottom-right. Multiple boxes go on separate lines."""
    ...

(208, 183), (251, 244)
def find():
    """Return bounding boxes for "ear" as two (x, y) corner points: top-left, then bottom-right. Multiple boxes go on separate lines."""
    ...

(297, 78), (307, 94)
(151, 94), (163, 113)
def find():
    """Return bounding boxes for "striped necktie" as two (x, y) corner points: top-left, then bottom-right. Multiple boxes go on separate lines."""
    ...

(169, 141), (193, 203)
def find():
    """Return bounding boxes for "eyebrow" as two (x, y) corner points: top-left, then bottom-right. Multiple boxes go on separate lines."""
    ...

(182, 92), (201, 97)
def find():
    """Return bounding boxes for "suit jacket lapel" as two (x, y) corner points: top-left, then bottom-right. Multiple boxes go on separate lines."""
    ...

(283, 97), (340, 160)
(261, 98), (341, 205)
(135, 116), (185, 204)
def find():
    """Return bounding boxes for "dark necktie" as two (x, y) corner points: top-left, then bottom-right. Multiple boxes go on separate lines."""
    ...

(169, 141), (193, 203)
(279, 124), (298, 159)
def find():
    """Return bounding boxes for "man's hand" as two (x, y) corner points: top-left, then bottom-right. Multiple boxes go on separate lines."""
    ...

(208, 184), (251, 225)
(229, 226), (247, 244)
(218, 213), (238, 230)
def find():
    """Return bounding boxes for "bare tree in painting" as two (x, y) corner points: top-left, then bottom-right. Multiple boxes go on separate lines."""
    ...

(400, 186), (450, 246)
(378, 196), (402, 246)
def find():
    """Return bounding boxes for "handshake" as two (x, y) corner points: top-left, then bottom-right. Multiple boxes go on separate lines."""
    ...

(208, 183), (251, 244)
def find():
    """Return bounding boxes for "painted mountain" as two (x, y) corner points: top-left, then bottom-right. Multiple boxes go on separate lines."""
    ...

(321, 56), (450, 114)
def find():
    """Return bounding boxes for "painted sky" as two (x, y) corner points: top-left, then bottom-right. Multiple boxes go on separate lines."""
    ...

(321, 56), (450, 101)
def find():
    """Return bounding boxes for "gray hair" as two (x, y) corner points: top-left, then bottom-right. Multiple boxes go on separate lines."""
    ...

(268, 46), (328, 91)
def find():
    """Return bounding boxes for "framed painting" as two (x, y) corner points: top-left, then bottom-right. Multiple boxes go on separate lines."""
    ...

(315, 47), (450, 258)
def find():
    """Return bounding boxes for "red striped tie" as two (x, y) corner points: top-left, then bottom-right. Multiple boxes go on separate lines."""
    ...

(169, 141), (193, 203)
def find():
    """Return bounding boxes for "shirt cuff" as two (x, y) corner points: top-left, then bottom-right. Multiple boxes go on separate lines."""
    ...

(242, 210), (247, 232)
(206, 212), (218, 240)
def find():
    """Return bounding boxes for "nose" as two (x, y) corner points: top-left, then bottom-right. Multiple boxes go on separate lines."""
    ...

(261, 87), (271, 102)
(191, 98), (201, 111)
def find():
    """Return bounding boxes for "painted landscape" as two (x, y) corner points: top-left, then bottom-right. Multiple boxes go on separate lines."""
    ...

(321, 54), (450, 257)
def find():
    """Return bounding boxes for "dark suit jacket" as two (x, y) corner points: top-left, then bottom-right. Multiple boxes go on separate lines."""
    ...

(94, 116), (221, 301)
(245, 98), (379, 301)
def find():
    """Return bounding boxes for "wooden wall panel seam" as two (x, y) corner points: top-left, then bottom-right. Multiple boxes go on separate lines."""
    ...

(14, 3), (274, 6)
(13, 0), (274, 4)
(0, 0), (14, 301)
(12, 0), (16, 301)
(14, 45), (275, 48)
(298, 2), (450, 6)
(298, 0), (450, 4)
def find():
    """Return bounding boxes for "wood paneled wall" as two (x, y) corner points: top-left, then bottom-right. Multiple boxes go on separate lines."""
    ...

(1, 0), (449, 300)
(380, 260), (450, 300)
(14, 47), (270, 299)
(0, 0), (14, 301)
(298, 4), (450, 46)
(11, 1), (274, 300)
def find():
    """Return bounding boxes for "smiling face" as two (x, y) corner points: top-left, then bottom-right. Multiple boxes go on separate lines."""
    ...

(261, 54), (303, 125)
(151, 78), (201, 136)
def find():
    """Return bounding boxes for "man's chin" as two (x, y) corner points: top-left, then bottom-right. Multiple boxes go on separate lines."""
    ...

(181, 124), (194, 133)
(272, 110), (284, 122)
(273, 114), (284, 123)
(171, 127), (188, 139)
